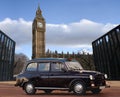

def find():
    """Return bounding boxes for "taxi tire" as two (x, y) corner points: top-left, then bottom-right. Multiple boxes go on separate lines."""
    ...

(44, 89), (53, 94)
(73, 81), (86, 95)
(24, 82), (36, 95)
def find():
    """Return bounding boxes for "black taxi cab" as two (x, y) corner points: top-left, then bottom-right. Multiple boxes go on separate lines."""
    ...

(15, 58), (109, 95)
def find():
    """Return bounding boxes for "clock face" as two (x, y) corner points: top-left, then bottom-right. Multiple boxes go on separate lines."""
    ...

(37, 22), (43, 28)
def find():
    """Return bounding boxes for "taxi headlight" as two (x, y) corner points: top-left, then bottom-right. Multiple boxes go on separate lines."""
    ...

(89, 75), (94, 80)
(104, 74), (108, 79)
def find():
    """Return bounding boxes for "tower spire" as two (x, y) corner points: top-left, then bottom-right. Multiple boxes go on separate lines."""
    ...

(38, 3), (40, 11)
(36, 3), (43, 18)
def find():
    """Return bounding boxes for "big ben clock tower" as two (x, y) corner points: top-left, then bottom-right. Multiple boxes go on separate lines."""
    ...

(32, 5), (46, 59)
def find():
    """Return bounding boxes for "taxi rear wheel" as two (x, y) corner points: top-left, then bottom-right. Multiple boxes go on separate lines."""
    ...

(44, 89), (53, 94)
(24, 82), (36, 95)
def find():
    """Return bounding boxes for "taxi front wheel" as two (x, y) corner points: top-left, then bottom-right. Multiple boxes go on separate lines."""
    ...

(73, 81), (86, 95)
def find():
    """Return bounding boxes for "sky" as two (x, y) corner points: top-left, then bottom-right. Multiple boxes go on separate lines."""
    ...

(0, 0), (119, 59)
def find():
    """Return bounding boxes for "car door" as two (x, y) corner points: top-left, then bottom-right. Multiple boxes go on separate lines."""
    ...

(48, 62), (69, 87)
(25, 62), (38, 79)
(37, 62), (50, 87)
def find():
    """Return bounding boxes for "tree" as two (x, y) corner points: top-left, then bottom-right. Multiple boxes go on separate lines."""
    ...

(14, 53), (29, 75)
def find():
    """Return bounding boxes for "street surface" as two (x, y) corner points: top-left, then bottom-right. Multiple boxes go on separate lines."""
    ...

(0, 83), (120, 97)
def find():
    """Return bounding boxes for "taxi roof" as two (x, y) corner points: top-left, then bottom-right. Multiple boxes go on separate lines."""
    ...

(27, 58), (76, 63)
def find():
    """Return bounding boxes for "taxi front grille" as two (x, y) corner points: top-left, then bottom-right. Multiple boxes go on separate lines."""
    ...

(94, 74), (105, 86)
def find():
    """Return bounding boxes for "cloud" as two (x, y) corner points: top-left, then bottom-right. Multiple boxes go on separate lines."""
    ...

(46, 19), (117, 46)
(0, 18), (118, 55)
(0, 18), (32, 46)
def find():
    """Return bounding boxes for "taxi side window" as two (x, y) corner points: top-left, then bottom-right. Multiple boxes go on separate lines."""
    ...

(26, 63), (37, 71)
(38, 63), (50, 72)
(51, 62), (64, 72)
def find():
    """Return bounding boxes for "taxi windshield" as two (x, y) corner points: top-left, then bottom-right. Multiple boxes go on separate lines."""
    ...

(65, 61), (83, 71)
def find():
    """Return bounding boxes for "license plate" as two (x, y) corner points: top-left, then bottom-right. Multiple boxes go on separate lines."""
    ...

(99, 86), (105, 89)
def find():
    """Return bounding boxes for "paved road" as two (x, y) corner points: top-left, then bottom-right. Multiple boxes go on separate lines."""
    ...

(0, 84), (120, 97)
